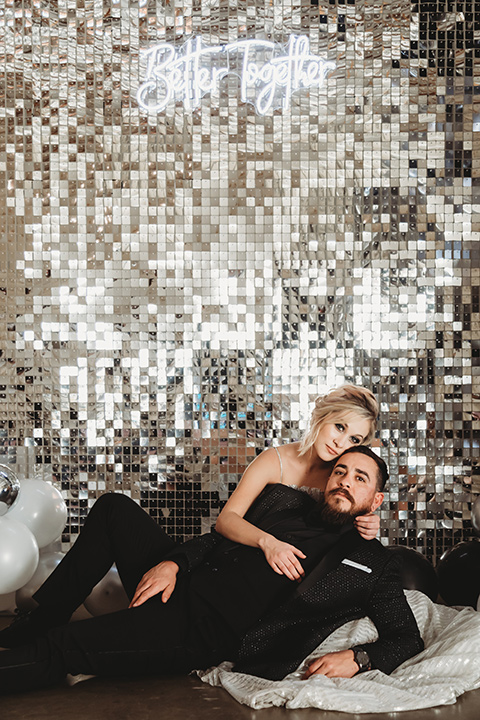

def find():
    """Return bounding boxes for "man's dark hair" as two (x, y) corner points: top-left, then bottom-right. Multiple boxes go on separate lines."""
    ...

(336, 446), (389, 491)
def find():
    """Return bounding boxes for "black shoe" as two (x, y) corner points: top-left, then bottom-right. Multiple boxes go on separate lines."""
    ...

(0, 608), (63, 648)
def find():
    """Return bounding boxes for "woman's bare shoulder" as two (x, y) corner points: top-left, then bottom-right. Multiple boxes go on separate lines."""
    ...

(278, 441), (302, 458)
(254, 446), (282, 462)
(246, 443), (303, 485)
(245, 446), (282, 477)
(274, 442), (308, 485)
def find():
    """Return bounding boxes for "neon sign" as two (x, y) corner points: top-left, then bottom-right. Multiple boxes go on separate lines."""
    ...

(136, 36), (335, 116)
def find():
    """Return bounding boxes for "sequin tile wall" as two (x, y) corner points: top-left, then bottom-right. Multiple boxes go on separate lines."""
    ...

(0, 0), (479, 562)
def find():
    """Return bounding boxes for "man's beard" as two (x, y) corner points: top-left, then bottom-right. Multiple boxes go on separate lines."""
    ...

(315, 490), (369, 527)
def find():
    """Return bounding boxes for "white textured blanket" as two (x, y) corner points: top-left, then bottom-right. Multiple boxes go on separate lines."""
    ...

(197, 590), (480, 713)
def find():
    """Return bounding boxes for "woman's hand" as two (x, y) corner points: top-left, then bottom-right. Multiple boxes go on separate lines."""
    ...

(354, 512), (380, 541)
(129, 560), (179, 608)
(259, 536), (306, 581)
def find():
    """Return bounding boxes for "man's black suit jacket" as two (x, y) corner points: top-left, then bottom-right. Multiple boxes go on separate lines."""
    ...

(166, 484), (424, 681)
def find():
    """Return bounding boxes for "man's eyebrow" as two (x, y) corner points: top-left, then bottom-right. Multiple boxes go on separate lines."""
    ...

(334, 463), (371, 481)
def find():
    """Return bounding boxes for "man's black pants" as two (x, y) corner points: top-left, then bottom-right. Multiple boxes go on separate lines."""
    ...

(0, 493), (237, 693)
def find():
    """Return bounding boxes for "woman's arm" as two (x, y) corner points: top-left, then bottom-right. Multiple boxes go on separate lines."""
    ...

(354, 512), (380, 540)
(215, 448), (306, 581)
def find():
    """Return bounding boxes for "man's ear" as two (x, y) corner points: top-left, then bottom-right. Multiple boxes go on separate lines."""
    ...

(370, 492), (384, 513)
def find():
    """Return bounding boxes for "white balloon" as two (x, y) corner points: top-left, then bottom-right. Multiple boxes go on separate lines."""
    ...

(84, 566), (129, 616)
(8, 479), (68, 548)
(0, 516), (39, 594)
(16, 551), (65, 612)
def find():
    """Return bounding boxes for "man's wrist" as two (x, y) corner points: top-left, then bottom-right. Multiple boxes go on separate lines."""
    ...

(351, 646), (372, 673)
(162, 550), (189, 573)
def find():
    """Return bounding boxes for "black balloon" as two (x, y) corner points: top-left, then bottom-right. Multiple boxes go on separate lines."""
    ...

(472, 497), (480, 536)
(436, 540), (480, 608)
(386, 545), (439, 601)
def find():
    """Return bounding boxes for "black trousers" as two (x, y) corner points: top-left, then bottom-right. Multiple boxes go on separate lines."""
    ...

(0, 493), (238, 694)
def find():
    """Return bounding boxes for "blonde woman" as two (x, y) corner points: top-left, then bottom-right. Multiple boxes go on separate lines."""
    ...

(216, 385), (381, 581)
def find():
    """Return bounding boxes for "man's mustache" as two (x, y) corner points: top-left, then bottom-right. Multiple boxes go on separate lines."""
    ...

(328, 488), (355, 504)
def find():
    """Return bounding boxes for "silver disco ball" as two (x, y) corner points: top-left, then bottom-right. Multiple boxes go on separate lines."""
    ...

(0, 464), (21, 516)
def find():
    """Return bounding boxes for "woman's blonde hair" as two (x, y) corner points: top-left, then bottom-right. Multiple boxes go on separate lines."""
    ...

(298, 384), (378, 457)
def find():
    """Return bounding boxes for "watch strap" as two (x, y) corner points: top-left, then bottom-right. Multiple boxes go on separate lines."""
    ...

(352, 646), (372, 673)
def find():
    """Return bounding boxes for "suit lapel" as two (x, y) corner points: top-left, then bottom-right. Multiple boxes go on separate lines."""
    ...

(294, 528), (362, 597)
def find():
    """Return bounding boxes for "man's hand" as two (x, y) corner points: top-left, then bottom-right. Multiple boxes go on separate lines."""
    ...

(129, 560), (179, 608)
(258, 535), (306, 581)
(354, 512), (380, 541)
(303, 650), (359, 679)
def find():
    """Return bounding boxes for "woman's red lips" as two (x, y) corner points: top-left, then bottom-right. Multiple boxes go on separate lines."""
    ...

(326, 445), (337, 455)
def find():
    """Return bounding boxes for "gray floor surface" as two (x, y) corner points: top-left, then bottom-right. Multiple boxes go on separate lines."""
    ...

(1, 617), (480, 719)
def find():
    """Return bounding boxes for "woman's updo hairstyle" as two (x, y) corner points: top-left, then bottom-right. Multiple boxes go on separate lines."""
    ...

(298, 384), (378, 457)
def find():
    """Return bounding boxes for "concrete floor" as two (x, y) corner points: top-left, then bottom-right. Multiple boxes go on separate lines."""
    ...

(2, 617), (480, 720)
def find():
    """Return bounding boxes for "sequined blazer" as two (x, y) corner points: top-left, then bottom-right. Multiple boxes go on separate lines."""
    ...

(166, 484), (424, 681)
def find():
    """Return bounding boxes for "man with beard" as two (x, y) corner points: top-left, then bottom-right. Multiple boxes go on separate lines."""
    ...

(0, 446), (423, 692)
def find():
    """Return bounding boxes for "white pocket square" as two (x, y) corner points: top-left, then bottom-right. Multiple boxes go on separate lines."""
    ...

(341, 559), (372, 573)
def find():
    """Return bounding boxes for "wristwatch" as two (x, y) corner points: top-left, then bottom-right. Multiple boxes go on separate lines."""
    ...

(352, 646), (372, 673)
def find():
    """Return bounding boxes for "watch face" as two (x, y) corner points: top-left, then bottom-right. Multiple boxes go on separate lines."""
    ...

(354, 649), (370, 670)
